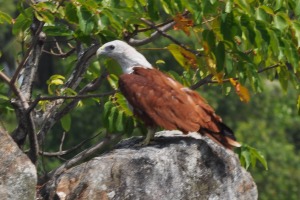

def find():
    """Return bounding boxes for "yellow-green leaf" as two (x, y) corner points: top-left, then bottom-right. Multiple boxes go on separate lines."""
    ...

(61, 114), (71, 132)
(0, 11), (12, 24)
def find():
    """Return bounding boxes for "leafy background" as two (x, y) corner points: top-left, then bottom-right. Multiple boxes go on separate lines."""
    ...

(0, 0), (299, 199)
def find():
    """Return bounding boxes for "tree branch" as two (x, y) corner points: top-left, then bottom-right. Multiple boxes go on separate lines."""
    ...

(190, 63), (282, 89)
(27, 90), (116, 114)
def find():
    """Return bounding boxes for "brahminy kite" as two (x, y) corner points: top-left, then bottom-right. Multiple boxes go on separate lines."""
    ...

(97, 40), (241, 150)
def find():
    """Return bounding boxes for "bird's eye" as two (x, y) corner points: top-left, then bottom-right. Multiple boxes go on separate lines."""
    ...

(106, 45), (115, 50)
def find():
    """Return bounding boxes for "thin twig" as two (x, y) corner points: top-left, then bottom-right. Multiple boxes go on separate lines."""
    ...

(258, 63), (280, 73)
(39, 132), (102, 157)
(48, 134), (122, 178)
(140, 18), (202, 56)
(59, 132), (66, 153)
(42, 48), (76, 58)
(189, 74), (213, 90)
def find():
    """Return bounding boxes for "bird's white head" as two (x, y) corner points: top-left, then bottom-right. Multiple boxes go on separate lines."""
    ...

(96, 40), (153, 74)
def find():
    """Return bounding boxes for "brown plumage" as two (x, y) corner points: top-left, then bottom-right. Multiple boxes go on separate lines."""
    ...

(119, 67), (240, 149)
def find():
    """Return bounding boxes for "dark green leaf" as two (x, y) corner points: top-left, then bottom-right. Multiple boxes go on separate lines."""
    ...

(124, 116), (135, 134)
(65, 2), (79, 24)
(297, 95), (300, 115)
(77, 5), (95, 35)
(215, 41), (225, 72)
(255, 20), (270, 44)
(147, 0), (159, 20)
(221, 12), (234, 41)
(202, 29), (216, 51)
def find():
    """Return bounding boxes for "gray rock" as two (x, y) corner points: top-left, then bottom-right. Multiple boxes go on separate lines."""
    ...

(0, 126), (37, 200)
(49, 131), (257, 200)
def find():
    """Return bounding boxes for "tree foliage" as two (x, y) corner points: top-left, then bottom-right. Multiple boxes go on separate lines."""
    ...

(0, 0), (299, 199)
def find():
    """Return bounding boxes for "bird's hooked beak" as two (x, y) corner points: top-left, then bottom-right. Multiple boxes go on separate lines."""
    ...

(96, 45), (106, 57)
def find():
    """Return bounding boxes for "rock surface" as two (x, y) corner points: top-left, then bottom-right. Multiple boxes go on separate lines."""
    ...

(0, 126), (37, 200)
(44, 131), (257, 200)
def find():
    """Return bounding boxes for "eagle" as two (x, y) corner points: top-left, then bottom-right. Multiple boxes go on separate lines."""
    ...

(97, 40), (241, 149)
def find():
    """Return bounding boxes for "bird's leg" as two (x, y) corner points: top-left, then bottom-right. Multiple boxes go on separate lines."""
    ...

(137, 127), (156, 146)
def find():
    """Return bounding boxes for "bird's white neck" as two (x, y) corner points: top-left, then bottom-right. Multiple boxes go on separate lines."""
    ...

(114, 47), (153, 74)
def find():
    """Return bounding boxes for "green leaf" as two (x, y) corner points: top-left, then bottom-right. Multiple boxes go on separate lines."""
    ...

(215, 41), (225, 72)
(116, 110), (125, 132)
(250, 147), (268, 170)
(241, 149), (251, 169)
(225, 0), (233, 13)
(255, 20), (270, 44)
(65, 2), (79, 24)
(277, 65), (289, 91)
(0, 11), (12, 24)
(156, 59), (165, 65)
(43, 25), (73, 36)
(34, 1), (57, 13)
(274, 0), (283, 11)
(0, 94), (9, 101)
(234, 0), (251, 14)
(167, 44), (185, 67)
(63, 88), (77, 96)
(202, 29), (216, 51)
(221, 12), (234, 41)
(297, 95), (300, 115)
(107, 74), (119, 90)
(124, 116), (135, 134)
(238, 144), (268, 170)
(34, 10), (55, 24)
(108, 106), (118, 132)
(114, 93), (133, 116)
(77, 5), (95, 35)
(147, 0), (159, 20)
(47, 75), (65, 94)
(125, 0), (134, 7)
(274, 12), (289, 31)
(103, 100), (113, 127)
(12, 8), (33, 35)
(61, 114), (71, 132)
(240, 14), (250, 26)
(292, 22), (300, 47)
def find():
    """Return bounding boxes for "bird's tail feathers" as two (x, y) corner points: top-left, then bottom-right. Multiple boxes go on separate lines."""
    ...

(200, 122), (241, 150)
